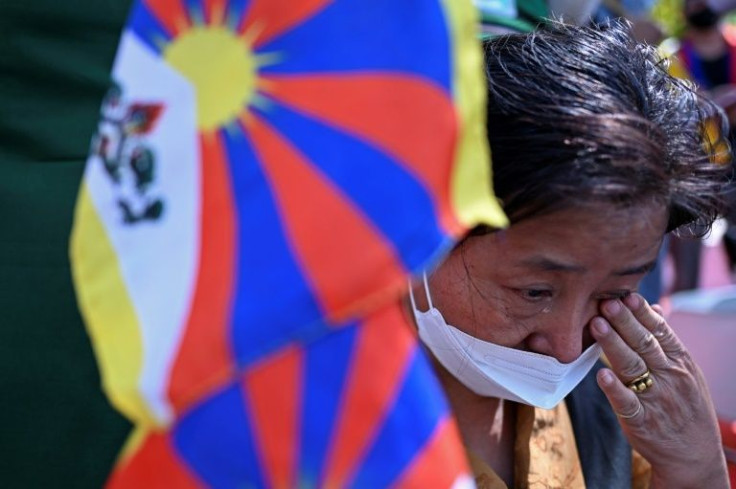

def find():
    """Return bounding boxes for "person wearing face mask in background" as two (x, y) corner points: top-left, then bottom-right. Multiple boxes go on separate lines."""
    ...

(406, 20), (731, 489)
(678, 0), (736, 93)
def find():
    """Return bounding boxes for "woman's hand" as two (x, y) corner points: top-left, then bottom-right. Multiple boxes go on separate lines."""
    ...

(590, 293), (729, 489)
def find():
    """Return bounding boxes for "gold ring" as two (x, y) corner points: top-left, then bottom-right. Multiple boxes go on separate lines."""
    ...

(616, 403), (642, 419)
(626, 371), (654, 393)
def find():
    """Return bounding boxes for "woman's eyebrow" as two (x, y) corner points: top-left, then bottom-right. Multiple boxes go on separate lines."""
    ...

(519, 257), (657, 276)
(612, 261), (657, 276)
(520, 257), (586, 273)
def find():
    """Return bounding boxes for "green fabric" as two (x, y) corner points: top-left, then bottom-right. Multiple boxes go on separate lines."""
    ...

(517, 0), (548, 23)
(480, 11), (537, 32)
(479, 0), (549, 35)
(0, 1), (133, 486)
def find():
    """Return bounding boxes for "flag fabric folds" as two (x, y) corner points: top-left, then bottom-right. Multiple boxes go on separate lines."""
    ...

(70, 0), (507, 486)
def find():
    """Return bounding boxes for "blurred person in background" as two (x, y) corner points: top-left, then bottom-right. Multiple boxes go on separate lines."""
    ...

(669, 0), (736, 290)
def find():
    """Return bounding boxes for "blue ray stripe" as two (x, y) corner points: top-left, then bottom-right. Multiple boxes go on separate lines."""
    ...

(297, 322), (359, 488)
(220, 126), (328, 367)
(173, 382), (267, 489)
(184, 0), (206, 25)
(225, 0), (252, 31)
(348, 347), (450, 488)
(252, 98), (449, 272)
(127, 2), (173, 55)
(255, 0), (451, 92)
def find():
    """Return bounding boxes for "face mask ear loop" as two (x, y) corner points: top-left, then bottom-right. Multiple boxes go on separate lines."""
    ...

(422, 272), (434, 309)
(408, 279), (419, 311)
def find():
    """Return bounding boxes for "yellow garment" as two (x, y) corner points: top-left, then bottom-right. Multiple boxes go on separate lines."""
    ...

(631, 449), (652, 489)
(467, 402), (651, 489)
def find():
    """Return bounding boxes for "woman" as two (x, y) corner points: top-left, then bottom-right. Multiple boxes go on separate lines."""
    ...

(408, 20), (731, 488)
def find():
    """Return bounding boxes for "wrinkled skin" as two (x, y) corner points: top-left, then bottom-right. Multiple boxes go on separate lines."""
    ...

(413, 204), (728, 488)
(594, 294), (728, 488)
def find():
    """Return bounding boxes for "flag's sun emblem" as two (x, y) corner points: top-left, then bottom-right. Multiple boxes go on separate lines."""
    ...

(164, 27), (257, 131)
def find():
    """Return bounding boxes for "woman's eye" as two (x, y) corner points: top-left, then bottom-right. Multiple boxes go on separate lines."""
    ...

(598, 290), (633, 300)
(519, 288), (553, 301)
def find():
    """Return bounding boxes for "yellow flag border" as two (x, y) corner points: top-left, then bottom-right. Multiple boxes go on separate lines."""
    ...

(442, 0), (509, 230)
(70, 184), (159, 426)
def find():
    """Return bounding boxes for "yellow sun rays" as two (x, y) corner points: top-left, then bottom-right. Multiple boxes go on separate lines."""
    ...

(159, 10), (282, 132)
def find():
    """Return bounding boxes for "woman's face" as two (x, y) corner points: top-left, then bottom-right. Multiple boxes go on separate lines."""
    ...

(420, 203), (667, 364)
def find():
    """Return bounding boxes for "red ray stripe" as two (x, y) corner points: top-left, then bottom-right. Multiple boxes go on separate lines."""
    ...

(261, 74), (462, 234)
(201, 0), (226, 25)
(243, 113), (405, 321)
(390, 417), (470, 488)
(106, 432), (203, 489)
(143, 0), (191, 37)
(321, 303), (416, 488)
(242, 346), (303, 489)
(239, 0), (331, 48)
(167, 131), (237, 413)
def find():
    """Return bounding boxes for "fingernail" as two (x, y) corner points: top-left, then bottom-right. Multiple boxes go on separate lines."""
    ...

(593, 318), (609, 335)
(604, 300), (621, 315)
(601, 371), (614, 385)
(624, 294), (640, 309)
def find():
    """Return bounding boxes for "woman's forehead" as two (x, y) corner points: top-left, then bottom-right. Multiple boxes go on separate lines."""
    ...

(464, 204), (667, 273)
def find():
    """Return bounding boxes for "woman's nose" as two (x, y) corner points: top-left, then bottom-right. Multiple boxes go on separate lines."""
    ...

(527, 330), (584, 363)
(526, 307), (594, 363)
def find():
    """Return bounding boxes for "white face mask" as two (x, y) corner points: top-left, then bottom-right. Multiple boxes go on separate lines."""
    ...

(410, 274), (602, 410)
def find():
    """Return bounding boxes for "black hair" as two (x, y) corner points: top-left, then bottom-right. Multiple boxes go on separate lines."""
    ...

(482, 19), (731, 236)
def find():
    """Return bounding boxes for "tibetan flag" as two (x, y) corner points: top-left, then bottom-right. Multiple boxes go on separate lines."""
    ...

(70, 0), (507, 486)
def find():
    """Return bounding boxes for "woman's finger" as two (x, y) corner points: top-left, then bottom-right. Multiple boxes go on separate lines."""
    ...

(591, 316), (651, 382)
(622, 294), (686, 357)
(599, 298), (668, 370)
(596, 368), (646, 423)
